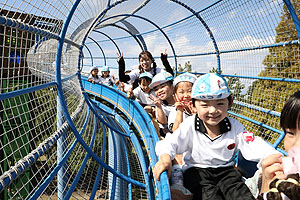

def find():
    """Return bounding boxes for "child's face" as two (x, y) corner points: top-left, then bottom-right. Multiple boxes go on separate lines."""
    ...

(139, 55), (152, 72)
(153, 82), (173, 100)
(194, 98), (229, 128)
(91, 69), (98, 76)
(175, 82), (193, 103)
(102, 71), (109, 77)
(140, 79), (151, 93)
(284, 127), (300, 152)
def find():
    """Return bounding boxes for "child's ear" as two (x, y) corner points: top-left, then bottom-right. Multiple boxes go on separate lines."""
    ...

(228, 96), (234, 110)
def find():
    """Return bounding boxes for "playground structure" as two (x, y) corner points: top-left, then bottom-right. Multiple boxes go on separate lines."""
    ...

(1, 0), (300, 199)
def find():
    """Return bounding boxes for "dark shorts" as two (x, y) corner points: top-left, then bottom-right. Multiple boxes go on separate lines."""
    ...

(183, 166), (255, 200)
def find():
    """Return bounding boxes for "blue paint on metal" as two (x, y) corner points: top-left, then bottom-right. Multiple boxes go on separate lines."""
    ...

(97, 13), (178, 76)
(169, 0), (220, 74)
(84, 44), (94, 66)
(234, 100), (280, 117)
(93, 30), (121, 56)
(283, 0), (300, 39)
(88, 36), (107, 66)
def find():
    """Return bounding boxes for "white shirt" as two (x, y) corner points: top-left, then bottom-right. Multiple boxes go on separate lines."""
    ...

(168, 107), (192, 131)
(128, 67), (163, 84)
(156, 115), (280, 172)
(88, 74), (101, 83)
(133, 87), (156, 106)
(99, 75), (114, 86)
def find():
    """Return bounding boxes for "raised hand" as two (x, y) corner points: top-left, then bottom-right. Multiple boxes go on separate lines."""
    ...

(149, 94), (162, 108)
(116, 52), (124, 63)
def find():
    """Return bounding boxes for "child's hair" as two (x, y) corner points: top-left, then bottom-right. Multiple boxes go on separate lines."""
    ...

(280, 91), (300, 131)
(138, 51), (157, 75)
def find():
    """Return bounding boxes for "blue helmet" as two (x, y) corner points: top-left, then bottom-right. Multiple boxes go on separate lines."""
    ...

(192, 73), (230, 100)
(149, 71), (173, 89)
(139, 72), (153, 79)
(101, 66), (110, 72)
(173, 72), (197, 87)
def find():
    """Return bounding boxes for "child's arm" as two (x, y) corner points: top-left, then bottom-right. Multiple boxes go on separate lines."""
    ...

(117, 52), (130, 83)
(260, 153), (284, 193)
(154, 154), (172, 181)
(160, 49), (174, 77)
(150, 95), (168, 124)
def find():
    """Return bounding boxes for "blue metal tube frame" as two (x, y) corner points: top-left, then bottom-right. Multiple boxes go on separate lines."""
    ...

(54, 0), (145, 197)
(30, 108), (90, 199)
(83, 44), (94, 66)
(88, 36), (107, 66)
(64, 111), (97, 200)
(89, 117), (107, 200)
(93, 30), (122, 56)
(169, 0), (220, 74)
(283, 0), (300, 40)
(97, 13), (178, 76)
(234, 100), (280, 118)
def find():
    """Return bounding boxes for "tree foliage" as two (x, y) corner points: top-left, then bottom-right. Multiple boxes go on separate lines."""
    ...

(240, 1), (300, 146)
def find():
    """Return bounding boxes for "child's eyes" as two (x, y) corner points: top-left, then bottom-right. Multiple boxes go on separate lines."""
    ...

(286, 131), (295, 136)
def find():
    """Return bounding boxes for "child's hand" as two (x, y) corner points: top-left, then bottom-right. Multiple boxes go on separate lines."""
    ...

(149, 94), (162, 108)
(116, 52), (123, 61)
(127, 87), (133, 99)
(154, 154), (172, 181)
(261, 153), (284, 193)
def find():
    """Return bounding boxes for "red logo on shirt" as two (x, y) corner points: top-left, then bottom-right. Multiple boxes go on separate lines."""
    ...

(243, 131), (255, 142)
(227, 143), (235, 150)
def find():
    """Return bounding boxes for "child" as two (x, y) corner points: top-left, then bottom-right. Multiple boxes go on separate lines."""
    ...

(153, 73), (279, 200)
(88, 66), (100, 83)
(117, 50), (173, 90)
(256, 91), (300, 199)
(131, 72), (156, 113)
(168, 72), (198, 132)
(99, 66), (115, 86)
(167, 72), (197, 200)
(149, 71), (175, 136)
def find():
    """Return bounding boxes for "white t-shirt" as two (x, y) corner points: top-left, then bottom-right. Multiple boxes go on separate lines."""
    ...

(133, 87), (156, 106)
(168, 107), (193, 131)
(128, 67), (163, 84)
(88, 74), (101, 83)
(99, 75), (114, 86)
(156, 115), (280, 172)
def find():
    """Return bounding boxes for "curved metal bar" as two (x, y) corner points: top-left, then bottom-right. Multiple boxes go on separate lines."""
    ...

(54, 0), (145, 190)
(283, 0), (300, 40)
(83, 44), (94, 66)
(103, 23), (145, 50)
(93, 30), (121, 56)
(121, 20), (148, 50)
(169, 0), (221, 74)
(87, 36), (107, 66)
(97, 13), (178, 76)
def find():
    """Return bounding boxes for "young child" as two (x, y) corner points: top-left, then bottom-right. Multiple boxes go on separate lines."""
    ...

(256, 91), (300, 199)
(149, 71), (175, 136)
(129, 72), (156, 114)
(153, 73), (279, 200)
(117, 50), (173, 90)
(168, 72), (198, 132)
(99, 66), (115, 86)
(88, 66), (100, 83)
(167, 72), (197, 200)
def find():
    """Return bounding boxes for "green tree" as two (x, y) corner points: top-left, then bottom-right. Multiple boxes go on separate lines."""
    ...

(240, 1), (300, 145)
(177, 61), (192, 72)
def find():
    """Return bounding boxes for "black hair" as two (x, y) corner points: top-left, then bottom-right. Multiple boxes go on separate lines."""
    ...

(138, 76), (152, 84)
(138, 51), (157, 75)
(153, 80), (173, 91)
(280, 91), (300, 131)
(192, 95), (233, 106)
